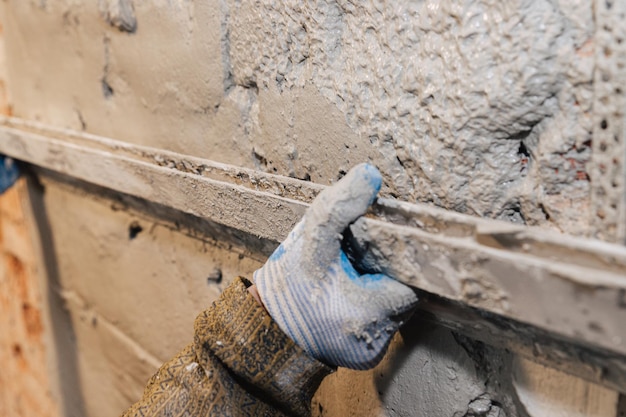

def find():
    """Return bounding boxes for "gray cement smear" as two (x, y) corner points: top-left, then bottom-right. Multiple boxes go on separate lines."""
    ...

(226, 0), (595, 235)
(378, 324), (505, 417)
(1, 0), (598, 236)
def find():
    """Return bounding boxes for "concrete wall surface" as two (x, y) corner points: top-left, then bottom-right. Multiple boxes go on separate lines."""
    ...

(0, 0), (624, 416)
(2, 0), (618, 235)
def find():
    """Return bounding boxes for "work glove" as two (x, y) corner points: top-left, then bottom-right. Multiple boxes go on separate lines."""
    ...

(0, 155), (19, 194)
(254, 163), (418, 370)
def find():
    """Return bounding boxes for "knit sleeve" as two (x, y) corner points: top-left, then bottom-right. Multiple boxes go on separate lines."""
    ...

(194, 277), (335, 417)
(121, 277), (334, 417)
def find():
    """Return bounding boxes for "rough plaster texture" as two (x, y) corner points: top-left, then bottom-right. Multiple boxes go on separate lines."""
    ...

(227, 0), (596, 234)
(0, 0), (624, 416)
(1, 0), (615, 236)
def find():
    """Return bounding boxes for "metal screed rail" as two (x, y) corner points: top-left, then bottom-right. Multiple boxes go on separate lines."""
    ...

(0, 116), (624, 392)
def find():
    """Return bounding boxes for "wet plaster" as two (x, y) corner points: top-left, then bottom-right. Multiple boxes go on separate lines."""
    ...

(226, 0), (596, 235)
(312, 324), (491, 417)
(0, 0), (606, 235)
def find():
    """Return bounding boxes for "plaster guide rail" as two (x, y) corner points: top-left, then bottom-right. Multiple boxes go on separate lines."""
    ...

(0, 117), (625, 392)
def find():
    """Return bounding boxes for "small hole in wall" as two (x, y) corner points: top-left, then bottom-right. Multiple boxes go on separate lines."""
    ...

(606, 0), (613, 9)
(518, 141), (530, 158)
(337, 169), (347, 180)
(128, 221), (143, 240)
(497, 202), (526, 224)
(518, 141), (530, 173)
(101, 78), (114, 99)
(601, 119), (608, 130)
(207, 268), (223, 284)
(491, 400), (504, 410)
(600, 142), (608, 151)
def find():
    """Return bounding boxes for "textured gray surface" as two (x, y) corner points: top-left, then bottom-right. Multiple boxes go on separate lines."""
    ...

(226, 0), (596, 234)
(2, 1), (609, 236)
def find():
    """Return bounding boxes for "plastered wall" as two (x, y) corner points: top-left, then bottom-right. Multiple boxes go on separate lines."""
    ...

(2, 0), (611, 233)
(0, 1), (624, 416)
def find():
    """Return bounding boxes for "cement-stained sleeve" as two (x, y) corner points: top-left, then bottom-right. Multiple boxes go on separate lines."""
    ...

(122, 277), (333, 417)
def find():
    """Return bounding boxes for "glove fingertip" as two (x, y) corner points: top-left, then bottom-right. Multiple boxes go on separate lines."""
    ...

(358, 163), (383, 204)
(307, 163), (382, 239)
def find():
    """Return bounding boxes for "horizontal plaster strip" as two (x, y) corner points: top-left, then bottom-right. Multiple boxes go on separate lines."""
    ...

(0, 116), (625, 392)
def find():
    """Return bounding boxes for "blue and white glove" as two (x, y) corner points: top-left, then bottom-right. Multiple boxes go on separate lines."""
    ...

(0, 155), (19, 194)
(254, 163), (418, 370)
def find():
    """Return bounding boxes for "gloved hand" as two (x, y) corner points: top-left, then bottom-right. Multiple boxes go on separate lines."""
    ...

(0, 155), (19, 194)
(254, 163), (418, 370)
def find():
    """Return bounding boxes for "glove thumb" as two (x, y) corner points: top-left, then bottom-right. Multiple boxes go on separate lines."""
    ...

(305, 163), (382, 262)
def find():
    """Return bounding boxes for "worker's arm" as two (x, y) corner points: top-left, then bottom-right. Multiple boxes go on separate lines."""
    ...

(122, 164), (418, 416)
(122, 276), (332, 417)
